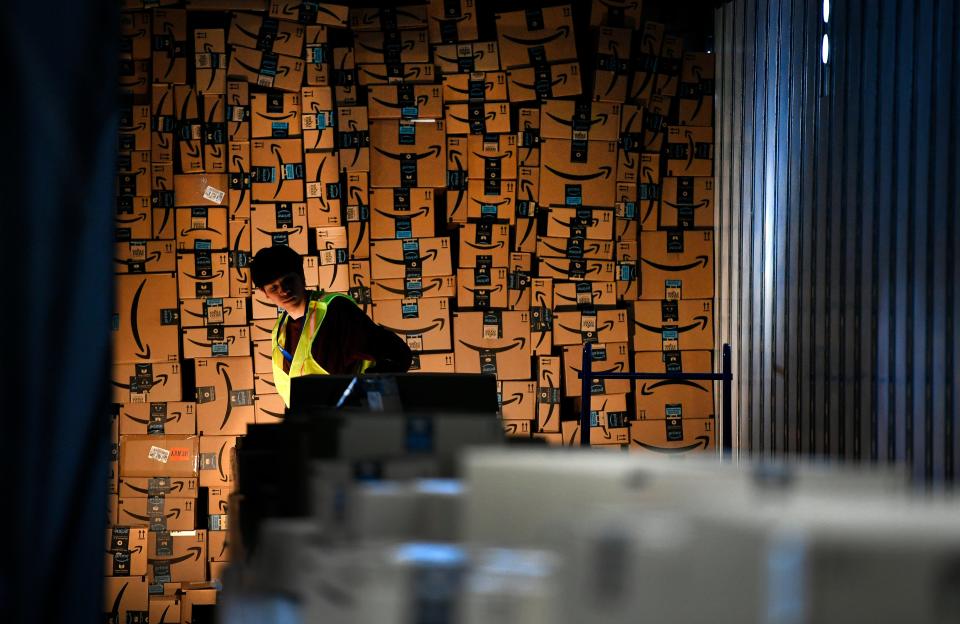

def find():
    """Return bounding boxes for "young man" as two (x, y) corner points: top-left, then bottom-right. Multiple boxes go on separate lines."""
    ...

(250, 245), (413, 407)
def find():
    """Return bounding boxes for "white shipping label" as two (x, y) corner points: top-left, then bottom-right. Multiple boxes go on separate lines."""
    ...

(203, 186), (225, 204)
(148, 446), (170, 464)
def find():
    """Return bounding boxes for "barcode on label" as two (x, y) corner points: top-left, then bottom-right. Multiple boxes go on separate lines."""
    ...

(203, 186), (225, 204)
(148, 446), (170, 464)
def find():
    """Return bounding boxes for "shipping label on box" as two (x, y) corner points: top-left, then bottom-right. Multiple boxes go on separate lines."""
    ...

(370, 187), (436, 240)
(536, 236), (614, 261)
(562, 342), (630, 397)
(305, 151), (342, 227)
(119, 476), (197, 500)
(226, 81), (250, 142)
(199, 435), (239, 488)
(666, 126), (713, 177)
(194, 357), (256, 436)
(120, 435), (198, 479)
(228, 45), (304, 92)
(370, 120), (446, 188)
(229, 12), (305, 57)
(660, 177), (714, 229)
(495, 5), (577, 69)
(176, 251), (230, 299)
(633, 299), (714, 351)
(506, 62), (582, 102)
(111, 362), (182, 404)
(629, 416), (715, 454)
(433, 40), (499, 73)
(639, 230), (714, 300)
(115, 196), (153, 242)
(104, 576), (149, 624)
(355, 29), (430, 65)
(105, 526), (148, 577)
(174, 174), (229, 208)
(114, 240), (176, 275)
(251, 92), (302, 139)
(357, 62), (436, 86)
(370, 236), (452, 279)
(457, 267), (509, 309)
(372, 297), (452, 352)
(552, 281), (618, 309)
(442, 70), (508, 103)
(147, 529), (207, 590)
(427, 0), (480, 44)
(408, 351), (457, 373)
(113, 273), (181, 365)
(250, 202), (309, 254)
(458, 223), (510, 268)
(445, 102), (511, 135)
(350, 5), (427, 30)
(540, 100), (621, 142)
(498, 380), (537, 421)
(536, 355), (562, 432)
(371, 275), (456, 301)
(270, 0), (349, 27)
(153, 9), (188, 84)
(453, 310), (531, 379)
(119, 402), (196, 437)
(466, 179), (516, 223)
(634, 350), (715, 421)
(539, 138), (617, 207)
(553, 309), (628, 346)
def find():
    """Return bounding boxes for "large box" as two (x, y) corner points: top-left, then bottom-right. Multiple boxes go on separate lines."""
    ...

(539, 138), (617, 207)
(629, 417), (715, 454)
(229, 12), (304, 57)
(369, 120), (446, 188)
(177, 251), (230, 299)
(539, 100), (621, 142)
(457, 267), (509, 309)
(495, 5), (577, 68)
(199, 435), (238, 488)
(228, 45), (304, 92)
(370, 237), (452, 279)
(117, 496), (196, 532)
(433, 40), (498, 73)
(629, 21), (666, 103)
(665, 126), (713, 177)
(147, 529), (208, 588)
(442, 70), (508, 103)
(458, 223), (510, 268)
(536, 356), (562, 433)
(367, 83), (443, 121)
(251, 138), (305, 202)
(632, 299), (714, 351)
(349, 5), (427, 30)
(357, 62), (436, 86)
(120, 435), (199, 479)
(118, 402), (196, 436)
(113, 273), (180, 365)
(660, 177), (714, 229)
(194, 357), (256, 436)
(506, 62), (581, 102)
(250, 92), (302, 139)
(562, 342), (630, 397)
(111, 362), (183, 404)
(453, 311), (531, 379)
(553, 309), (629, 346)
(114, 240), (176, 274)
(105, 526), (148, 577)
(250, 202), (309, 254)
(639, 230), (714, 300)
(634, 350), (715, 421)
(104, 576), (149, 624)
(369, 187), (437, 240)
(371, 297), (452, 352)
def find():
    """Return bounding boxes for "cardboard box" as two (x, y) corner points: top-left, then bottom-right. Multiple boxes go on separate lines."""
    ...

(507, 252), (533, 310)
(593, 27), (632, 103)
(514, 166), (539, 222)
(666, 126), (713, 177)
(369, 187), (437, 240)
(495, 5), (577, 68)
(498, 380), (536, 421)
(660, 177), (714, 229)
(560, 396), (631, 446)
(615, 196), (641, 242)
(151, 84), (176, 163)
(250, 92), (302, 139)
(120, 435), (199, 479)
(618, 109), (662, 185)
(539, 138), (617, 207)
(357, 63), (436, 86)
(228, 12), (304, 57)
(615, 241), (639, 301)
(517, 106), (540, 162)
(151, 164), (176, 239)
(458, 223), (510, 268)
(194, 29), (227, 94)
(634, 350), (715, 421)
(103, 576), (149, 624)
(433, 41), (499, 73)
(114, 240), (176, 275)
(147, 529), (207, 588)
(453, 311), (531, 379)
(332, 48), (358, 104)
(654, 35), (684, 97)
(115, 196), (153, 241)
(179, 583), (219, 624)
(347, 260), (374, 310)
(199, 435), (238, 488)
(445, 102), (511, 135)
(527, 278), (553, 356)
(304, 25), (330, 86)
(355, 28), (429, 64)
(118, 402), (196, 436)
(194, 357), (256, 435)
(173, 86), (203, 173)
(121, 11), (151, 60)
(149, 595), (181, 624)
(250, 202), (309, 254)
(562, 342), (630, 397)
(119, 59), (150, 95)
(636, 155), (663, 231)
(629, 417), (715, 454)
(553, 308), (629, 346)
(270, 0), (349, 27)
(251, 292), (283, 319)
(369, 120), (446, 188)
(113, 273), (180, 365)
(679, 52), (715, 126)
(228, 251), (253, 300)
(514, 217), (537, 254)
(250, 138), (305, 201)
(208, 486), (232, 525)
(442, 70), (508, 103)
(118, 477), (198, 499)
(632, 299), (714, 351)
(316, 259), (352, 293)
(117, 150), (151, 197)
(226, 81), (250, 142)
(228, 45), (304, 92)
(253, 341), (274, 379)
(538, 258), (616, 282)
(536, 236), (615, 261)
(117, 497), (196, 533)
(552, 281), (618, 309)
(255, 393), (286, 425)
(408, 351), (457, 373)
(467, 133), (518, 184)
(153, 10), (187, 84)
(180, 297), (247, 329)
(174, 206), (229, 251)
(111, 362), (182, 404)
(304, 151), (343, 227)
(639, 230), (714, 300)
(371, 297), (452, 352)
(182, 325), (251, 359)
(119, 103), (151, 152)
(370, 236), (453, 279)
(105, 526), (149, 577)
(629, 21), (666, 103)
(457, 267), (509, 309)
(466, 179), (516, 223)
(507, 62), (581, 102)
(370, 275), (456, 301)
(540, 100), (621, 142)
(536, 356), (562, 432)
(174, 254), (226, 303)
(589, 0), (643, 28)
(427, 0), (480, 43)
(350, 5), (428, 30)
(227, 142), (251, 221)
(208, 528), (230, 562)
(502, 418), (533, 438)
(300, 87), (336, 149)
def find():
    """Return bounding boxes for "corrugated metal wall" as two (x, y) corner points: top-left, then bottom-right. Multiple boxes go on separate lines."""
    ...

(715, 0), (960, 484)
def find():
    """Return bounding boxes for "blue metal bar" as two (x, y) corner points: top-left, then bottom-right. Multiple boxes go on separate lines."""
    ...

(580, 342), (593, 447)
(722, 343), (733, 460)
(579, 372), (731, 381)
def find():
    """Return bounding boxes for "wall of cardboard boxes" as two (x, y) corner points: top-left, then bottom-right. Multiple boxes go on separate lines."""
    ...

(109, 0), (715, 620)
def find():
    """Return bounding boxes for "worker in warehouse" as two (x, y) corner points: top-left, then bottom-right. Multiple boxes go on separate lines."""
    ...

(251, 245), (413, 407)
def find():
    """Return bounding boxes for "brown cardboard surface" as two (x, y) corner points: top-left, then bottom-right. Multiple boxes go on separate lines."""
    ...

(180, 584), (219, 624)
(228, 45), (304, 92)
(458, 223), (510, 267)
(255, 392), (285, 424)
(408, 351), (457, 373)
(350, 5), (427, 30)
(639, 230), (714, 300)
(226, 81), (250, 142)
(253, 341), (274, 378)
(305, 151), (342, 228)
(466, 179), (516, 223)
(250, 317), (276, 343)
(528, 278), (553, 356)
(229, 12), (304, 57)
(369, 120), (446, 188)
(228, 142), (251, 221)
(536, 356), (562, 433)
(442, 71), (508, 103)
(539, 138), (617, 207)
(444, 102), (511, 135)
(118, 477), (198, 499)
(182, 326), (251, 359)
(147, 529), (207, 585)
(114, 240), (177, 274)
(516, 165), (540, 218)
(538, 258), (616, 282)
(507, 252), (533, 310)
(467, 133), (518, 180)
(453, 310), (531, 379)
(108, 494), (118, 526)
(194, 29), (227, 94)
(270, 0), (348, 26)
(427, 1), (480, 43)
(347, 260), (374, 311)
(629, 21), (665, 103)
(251, 138), (305, 202)
(371, 297), (452, 352)
(506, 62), (582, 102)
(149, 595), (181, 624)
(540, 100), (621, 142)
(562, 342), (630, 397)
(457, 267), (509, 309)
(615, 241), (639, 301)
(119, 402), (196, 436)
(560, 416), (630, 447)
(194, 357), (256, 436)
(552, 281), (618, 309)
(174, 207), (229, 250)
(174, 86), (203, 172)
(665, 126), (713, 177)
(660, 177), (714, 229)
(629, 417), (715, 454)
(113, 273), (180, 365)
(180, 297), (247, 328)
(153, 10), (187, 84)
(356, 29), (429, 64)
(250, 92), (302, 139)
(119, 104), (151, 151)
(103, 576), (149, 623)
(120, 435), (199, 479)
(152, 83), (176, 163)
(250, 202), (309, 254)
(632, 299), (714, 351)
(654, 35), (684, 97)
(208, 486), (232, 521)
(545, 205), (613, 239)
(357, 62), (436, 86)
(679, 96), (713, 127)
(118, 150), (151, 197)
(304, 25), (330, 86)
(121, 12), (151, 60)
(198, 435), (238, 488)
(251, 292), (283, 319)
(301, 87), (336, 150)
(369, 187), (437, 240)
(117, 497), (196, 532)
(433, 40), (499, 72)
(592, 27), (633, 102)
(208, 529), (230, 562)
(514, 217), (538, 254)
(499, 380), (536, 421)
(634, 350), (715, 421)
(176, 251), (230, 299)
(370, 236), (453, 279)
(119, 60), (150, 95)
(111, 362), (183, 404)
(553, 309), (629, 346)
(115, 196), (153, 241)
(495, 5), (577, 68)
(367, 84), (443, 120)
(536, 237), (615, 261)
(502, 418), (533, 438)
(337, 106), (370, 171)
(105, 526), (148, 577)
(590, 0), (643, 28)
(370, 275), (457, 301)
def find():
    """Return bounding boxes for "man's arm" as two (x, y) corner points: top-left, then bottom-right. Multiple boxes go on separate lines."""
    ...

(312, 297), (413, 374)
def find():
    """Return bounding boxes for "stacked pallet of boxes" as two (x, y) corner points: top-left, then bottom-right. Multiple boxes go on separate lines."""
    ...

(110, 1), (715, 618)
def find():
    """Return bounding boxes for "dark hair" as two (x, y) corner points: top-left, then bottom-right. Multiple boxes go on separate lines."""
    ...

(250, 245), (305, 288)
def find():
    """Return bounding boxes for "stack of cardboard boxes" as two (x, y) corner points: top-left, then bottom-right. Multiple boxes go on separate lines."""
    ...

(112, 1), (715, 618)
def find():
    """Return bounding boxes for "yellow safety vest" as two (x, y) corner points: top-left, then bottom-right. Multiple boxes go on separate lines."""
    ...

(271, 291), (372, 408)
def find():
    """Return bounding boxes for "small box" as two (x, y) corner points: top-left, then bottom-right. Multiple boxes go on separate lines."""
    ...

(540, 100), (621, 142)
(634, 350), (715, 421)
(432, 41), (498, 73)
(251, 139), (305, 202)
(174, 86), (203, 172)
(370, 275), (457, 301)
(147, 529), (208, 588)
(301, 86), (337, 150)
(250, 202), (309, 255)
(349, 5), (427, 30)
(149, 595), (181, 624)
(103, 576), (149, 624)
(229, 12), (305, 57)
(495, 5), (577, 68)
(177, 251), (230, 299)
(639, 230), (714, 300)
(117, 150), (151, 197)
(466, 179), (516, 223)
(442, 70), (508, 103)
(305, 151), (343, 228)
(499, 380), (537, 421)
(357, 63), (436, 86)
(665, 126), (714, 177)
(445, 102), (511, 135)
(427, 0), (480, 44)
(114, 239), (176, 274)
(457, 267), (509, 309)
(592, 27), (632, 103)
(182, 325), (251, 359)
(589, 0), (643, 28)
(226, 81), (250, 142)
(114, 196), (153, 241)
(227, 142), (252, 221)
(118, 476), (198, 499)
(113, 273), (180, 365)
(180, 297), (248, 328)
(304, 25), (331, 86)
(536, 236), (615, 261)
(194, 29), (227, 94)
(174, 207), (229, 251)
(369, 187), (437, 240)
(538, 258), (616, 282)
(408, 351), (457, 373)
(367, 83), (443, 120)
(105, 526), (149, 577)
(153, 10), (188, 83)
(270, 0), (348, 27)
(255, 393), (286, 424)
(660, 177), (714, 229)
(121, 12), (152, 60)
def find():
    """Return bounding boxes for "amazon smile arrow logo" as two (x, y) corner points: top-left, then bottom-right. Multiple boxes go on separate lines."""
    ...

(256, 225), (304, 238)
(374, 248), (439, 266)
(429, 12), (472, 24)
(371, 94), (429, 109)
(361, 66), (423, 82)
(359, 38), (417, 55)
(122, 507), (181, 522)
(635, 315), (709, 334)
(570, 361), (625, 375)
(149, 546), (203, 566)
(663, 199), (710, 211)
(464, 238), (505, 251)
(111, 373), (169, 391)
(558, 319), (615, 335)
(129, 278), (151, 360)
(379, 317), (446, 335)
(374, 145), (441, 162)
(502, 25), (570, 46)
(544, 164), (612, 181)
(545, 112), (608, 128)
(458, 336), (527, 353)
(374, 207), (429, 220)
(465, 284), (504, 295)
(640, 255), (709, 272)
(187, 335), (237, 349)
(543, 259), (602, 275)
(640, 379), (709, 395)
(115, 213), (147, 225)
(123, 410), (182, 426)
(376, 280), (441, 296)
(182, 269), (225, 281)
(450, 110), (496, 124)
(634, 435), (711, 453)
(124, 480), (184, 495)
(514, 73), (568, 91)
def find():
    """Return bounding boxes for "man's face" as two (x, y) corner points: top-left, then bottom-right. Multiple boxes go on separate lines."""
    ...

(260, 272), (306, 311)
